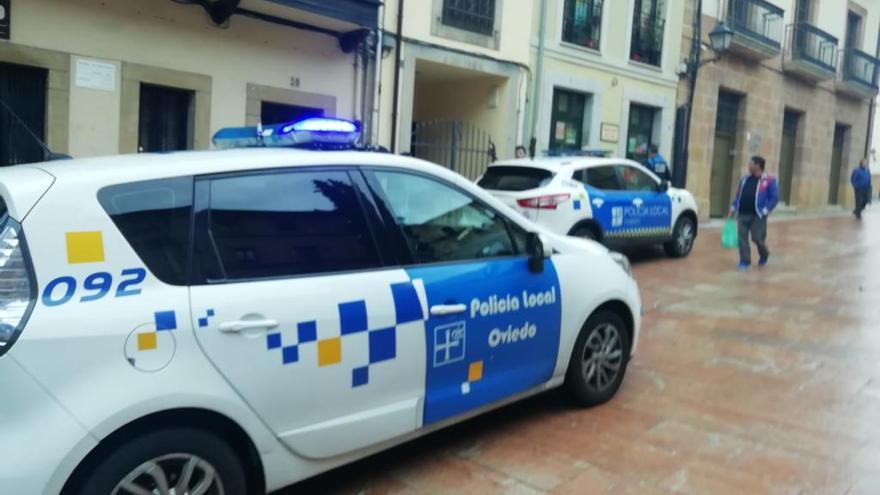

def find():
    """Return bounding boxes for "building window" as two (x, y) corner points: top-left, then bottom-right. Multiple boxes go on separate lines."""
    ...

(846, 10), (863, 50)
(549, 89), (588, 151)
(626, 104), (659, 161)
(138, 83), (194, 153)
(0, 62), (47, 166)
(442, 0), (496, 36)
(630, 0), (666, 66)
(562, 0), (603, 50)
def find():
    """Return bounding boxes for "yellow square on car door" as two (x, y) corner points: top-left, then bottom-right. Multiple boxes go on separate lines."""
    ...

(65, 231), (105, 264)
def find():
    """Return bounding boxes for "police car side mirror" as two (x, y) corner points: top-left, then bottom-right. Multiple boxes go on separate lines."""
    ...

(659, 180), (670, 192)
(526, 232), (545, 274)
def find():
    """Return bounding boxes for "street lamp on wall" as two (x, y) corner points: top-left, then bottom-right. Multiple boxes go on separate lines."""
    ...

(708, 21), (734, 54)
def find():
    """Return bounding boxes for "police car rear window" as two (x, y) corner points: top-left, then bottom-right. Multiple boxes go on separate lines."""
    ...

(98, 177), (193, 286)
(477, 167), (554, 191)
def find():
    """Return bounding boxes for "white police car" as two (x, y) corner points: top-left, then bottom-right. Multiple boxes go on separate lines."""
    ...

(0, 119), (641, 494)
(478, 156), (700, 257)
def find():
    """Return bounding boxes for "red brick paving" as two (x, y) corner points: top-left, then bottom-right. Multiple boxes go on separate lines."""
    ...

(283, 210), (880, 495)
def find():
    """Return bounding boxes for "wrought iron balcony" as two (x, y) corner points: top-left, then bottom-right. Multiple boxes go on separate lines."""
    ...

(783, 23), (838, 82)
(838, 48), (880, 99)
(630, 13), (665, 67)
(442, 0), (496, 36)
(562, 0), (603, 50)
(726, 0), (784, 60)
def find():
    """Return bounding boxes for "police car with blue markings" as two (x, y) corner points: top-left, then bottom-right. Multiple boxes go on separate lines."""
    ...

(0, 118), (641, 495)
(478, 156), (700, 257)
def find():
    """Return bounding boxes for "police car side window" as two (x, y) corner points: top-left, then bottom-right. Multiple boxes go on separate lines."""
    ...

(585, 166), (623, 191)
(98, 177), (193, 286)
(617, 165), (658, 192)
(204, 170), (381, 281)
(371, 171), (519, 264)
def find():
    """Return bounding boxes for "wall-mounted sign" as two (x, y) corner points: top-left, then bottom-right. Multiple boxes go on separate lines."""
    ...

(75, 59), (117, 92)
(600, 123), (620, 143)
(0, 0), (10, 41)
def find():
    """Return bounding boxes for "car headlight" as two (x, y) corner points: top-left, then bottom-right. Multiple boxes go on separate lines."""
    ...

(609, 252), (633, 278)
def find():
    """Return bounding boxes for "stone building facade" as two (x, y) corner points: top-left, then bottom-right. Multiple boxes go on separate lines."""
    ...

(679, 0), (880, 218)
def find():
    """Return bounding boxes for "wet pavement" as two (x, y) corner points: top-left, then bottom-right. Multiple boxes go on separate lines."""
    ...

(283, 210), (880, 495)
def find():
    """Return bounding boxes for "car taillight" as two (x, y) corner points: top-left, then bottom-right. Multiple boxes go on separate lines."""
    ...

(0, 219), (35, 357)
(517, 194), (571, 209)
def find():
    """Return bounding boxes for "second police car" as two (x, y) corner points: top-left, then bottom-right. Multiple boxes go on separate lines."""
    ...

(0, 119), (641, 494)
(478, 155), (700, 257)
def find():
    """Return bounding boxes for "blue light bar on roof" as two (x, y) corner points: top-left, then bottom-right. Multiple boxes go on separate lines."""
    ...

(212, 117), (362, 150)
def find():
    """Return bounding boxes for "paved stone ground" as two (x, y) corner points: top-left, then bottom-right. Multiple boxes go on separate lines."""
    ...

(283, 209), (880, 495)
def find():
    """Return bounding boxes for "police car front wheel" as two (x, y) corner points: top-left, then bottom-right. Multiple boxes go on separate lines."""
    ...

(74, 428), (247, 495)
(564, 311), (630, 407)
(664, 216), (696, 258)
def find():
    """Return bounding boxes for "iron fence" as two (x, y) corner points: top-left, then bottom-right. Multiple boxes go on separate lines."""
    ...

(630, 13), (665, 66)
(411, 120), (495, 181)
(562, 0), (603, 50)
(727, 0), (784, 48)
(787, 23), (838, 72)
(842, 48), (880, 89)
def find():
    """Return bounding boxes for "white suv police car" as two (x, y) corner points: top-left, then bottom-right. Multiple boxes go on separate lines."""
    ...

(478, 156), (699, 257)
(0, 119), (641, 495)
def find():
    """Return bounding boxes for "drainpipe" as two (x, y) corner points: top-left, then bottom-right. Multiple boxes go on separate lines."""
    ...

(679, 0), (703, 189)
(390, 0), (405, 153)
(528, 0), (548, 159)
(371, 3), (385, 145)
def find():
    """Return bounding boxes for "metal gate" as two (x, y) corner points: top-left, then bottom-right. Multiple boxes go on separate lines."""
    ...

(0, 62), (47, 166)
(411, 120), (495, 180)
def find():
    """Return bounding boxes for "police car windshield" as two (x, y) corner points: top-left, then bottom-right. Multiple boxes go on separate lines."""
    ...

(478, 166), (555, 192)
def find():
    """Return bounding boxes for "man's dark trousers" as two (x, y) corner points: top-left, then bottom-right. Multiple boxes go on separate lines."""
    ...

(854, 187), (869, 218)
(738, 214), (768, 265)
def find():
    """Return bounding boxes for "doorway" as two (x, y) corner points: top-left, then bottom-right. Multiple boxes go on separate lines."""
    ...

(260, 101), (323, 126)
(0, 62), (48, 166)
(626, 103), (660, 161)
(778, 110), (800, 205)
(549, 88), (587, 151)
(138, 83), (194, 153)
(828, 124), (848, 205)
(710, 91), (741, 217)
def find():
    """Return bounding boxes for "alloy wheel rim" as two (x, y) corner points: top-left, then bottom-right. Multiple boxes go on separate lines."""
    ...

(676, 221), (695, 253)
(580, 323), (624, 392)
(112, 454), (224, 495)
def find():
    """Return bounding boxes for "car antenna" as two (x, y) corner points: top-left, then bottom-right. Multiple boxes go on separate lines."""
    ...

(0, 96), (72, 162)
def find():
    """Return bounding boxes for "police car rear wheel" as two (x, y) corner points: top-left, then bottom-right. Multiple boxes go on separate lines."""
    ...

(565, 311), (630, 407)
(664, 216), (695, 258)
(76, 428), (246, 495)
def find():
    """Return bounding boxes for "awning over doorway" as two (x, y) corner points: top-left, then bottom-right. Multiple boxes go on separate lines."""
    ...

(266, 0), (381, 28)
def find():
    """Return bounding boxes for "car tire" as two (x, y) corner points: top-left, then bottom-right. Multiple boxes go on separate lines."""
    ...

(571, 225), (599, 242)
(564, 310), (631, 407)
(73, 428), (247, 495)
(663, 216), (696, 258)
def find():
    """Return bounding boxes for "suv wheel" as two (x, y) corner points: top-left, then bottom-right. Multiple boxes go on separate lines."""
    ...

(664, 216), (695, 258)
(564, 311), (630, 407)
(74, 428), (247, 495)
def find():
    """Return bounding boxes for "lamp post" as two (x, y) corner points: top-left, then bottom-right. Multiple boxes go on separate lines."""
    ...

(676, 4), (733, 189)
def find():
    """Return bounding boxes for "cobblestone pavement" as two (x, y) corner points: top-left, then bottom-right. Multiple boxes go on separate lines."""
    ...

(282, 209), (880, 495)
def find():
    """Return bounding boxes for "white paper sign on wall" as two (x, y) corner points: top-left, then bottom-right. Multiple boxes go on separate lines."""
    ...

(75, 59), (117, 92)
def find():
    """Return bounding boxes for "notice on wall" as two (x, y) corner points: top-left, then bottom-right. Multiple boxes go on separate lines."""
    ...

(600, 123), (619, 143)
(0, 0), (10, 40)
(75, 59), (117, 92)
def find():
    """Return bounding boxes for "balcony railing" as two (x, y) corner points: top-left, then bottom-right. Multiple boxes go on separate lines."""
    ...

(630, 13), (665, 66)
(727, 0), (784, 49)
(562, 0), (604, 50)
(842, 48), (880, 89)
(442, 0), (496, 36)
(788, 22), (839, 73)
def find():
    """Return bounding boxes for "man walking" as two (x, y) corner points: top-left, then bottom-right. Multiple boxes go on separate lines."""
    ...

(729, 156), (780, 270)
(647, 145), (671, 182)
(851, 159), (871, 220)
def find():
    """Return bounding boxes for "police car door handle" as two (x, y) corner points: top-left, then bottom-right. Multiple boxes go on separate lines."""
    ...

(218, 319), (279, 333)
(430, 304), (467, 316)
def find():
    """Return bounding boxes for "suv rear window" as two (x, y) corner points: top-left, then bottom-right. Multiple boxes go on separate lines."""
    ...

(477, 166), (554, 191)
(98, 177), (193, 285)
